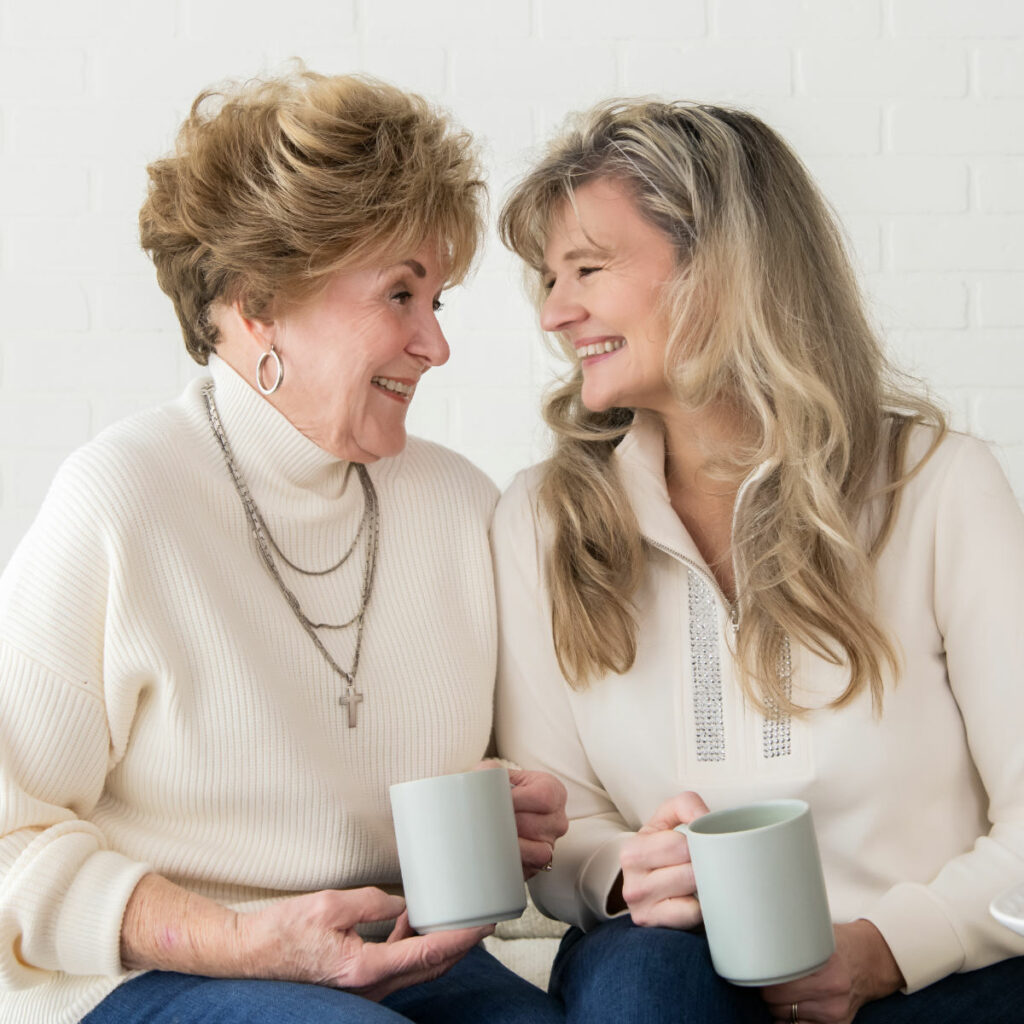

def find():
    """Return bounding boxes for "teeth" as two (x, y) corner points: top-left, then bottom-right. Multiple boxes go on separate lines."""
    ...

(371, 376), (414, 397)
(578, 339), (626, 358)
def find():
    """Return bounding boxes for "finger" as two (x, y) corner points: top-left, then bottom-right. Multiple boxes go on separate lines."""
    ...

(358, 924), (491, 988)
(519, 836), (553, 864)
(762, 960), (847, 1023)
(518, 837), (554, 877)
(356, 947), (470, 1001)
(622, 862), (696, 908)
(765, 998), (828, 1023)
(629, 893), (702, 930)
(508, 771), (568, 817)
(644, 791), (711, 832)
(514, 809), (567, 846)
(313, 887), (407, 930)
(359, 947), (479, 1003)
(361, 963), (458, 1001)
(621, 828), (691, 871)
(761, 954), (840, 1003)
(386, 910), (415, 944)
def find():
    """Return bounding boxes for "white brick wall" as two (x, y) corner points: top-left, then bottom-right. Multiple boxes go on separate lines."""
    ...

(1, 0), (1022, 563)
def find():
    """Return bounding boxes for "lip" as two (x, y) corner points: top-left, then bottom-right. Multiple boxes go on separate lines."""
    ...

(574, 336), (626, 364)
(371, 375), (418, 403)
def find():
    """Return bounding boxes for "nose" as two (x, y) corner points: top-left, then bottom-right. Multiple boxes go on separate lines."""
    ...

(410, 311), (450, 369)
(540, 282), (586, 334)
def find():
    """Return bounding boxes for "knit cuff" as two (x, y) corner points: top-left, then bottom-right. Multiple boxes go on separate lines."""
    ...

(55, 851), (152, 977)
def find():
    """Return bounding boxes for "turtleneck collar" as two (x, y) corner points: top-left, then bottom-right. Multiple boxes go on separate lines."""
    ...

(204, 354), (363, 513)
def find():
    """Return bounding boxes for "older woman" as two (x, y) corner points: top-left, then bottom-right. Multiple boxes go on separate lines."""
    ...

(0, 71), (566, 1024)
(493, 100), (1024, 1023)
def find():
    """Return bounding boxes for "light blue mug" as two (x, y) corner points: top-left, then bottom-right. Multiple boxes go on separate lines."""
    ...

(676, 799), (835, 986)
(390, 767), (527, 933)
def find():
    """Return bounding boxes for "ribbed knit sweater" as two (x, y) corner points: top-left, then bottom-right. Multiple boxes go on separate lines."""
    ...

(0, 356), (499, 1024)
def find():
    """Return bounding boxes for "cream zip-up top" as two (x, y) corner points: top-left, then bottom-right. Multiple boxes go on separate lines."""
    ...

(0, 356), (499, 1024)
(494, 414), (1024, 994)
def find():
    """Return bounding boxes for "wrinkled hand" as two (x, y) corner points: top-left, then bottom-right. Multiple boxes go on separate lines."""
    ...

(620, 791), (710, 929)
(240, 887), (491, 1000)
(508, 768), (569, 878)
(761, 920), (904, 1024)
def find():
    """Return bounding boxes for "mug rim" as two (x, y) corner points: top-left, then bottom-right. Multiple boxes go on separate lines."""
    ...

(389, 765), (508, 799)
(687, 798), (809, 837)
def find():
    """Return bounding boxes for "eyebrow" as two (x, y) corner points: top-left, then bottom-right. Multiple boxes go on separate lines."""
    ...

(402, 259), (427, 278)
(540, 246), (609, 276)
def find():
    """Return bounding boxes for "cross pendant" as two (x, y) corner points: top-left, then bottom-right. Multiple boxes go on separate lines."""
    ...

(339, 686), (364, 728)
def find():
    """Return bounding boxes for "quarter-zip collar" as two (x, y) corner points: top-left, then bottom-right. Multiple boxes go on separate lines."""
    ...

(613, 411), (771, 625)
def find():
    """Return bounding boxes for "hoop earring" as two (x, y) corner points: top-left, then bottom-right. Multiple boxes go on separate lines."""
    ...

(256, 345), (283, 395)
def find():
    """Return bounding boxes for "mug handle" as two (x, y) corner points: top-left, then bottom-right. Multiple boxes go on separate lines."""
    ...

(672, 824), (700, 899)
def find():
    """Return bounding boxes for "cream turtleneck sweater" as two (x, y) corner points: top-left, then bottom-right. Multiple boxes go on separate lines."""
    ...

(0, 356), (499, 1024)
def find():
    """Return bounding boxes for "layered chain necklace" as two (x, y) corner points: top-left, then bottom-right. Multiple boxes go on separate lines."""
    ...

(202, 381), (379, 727)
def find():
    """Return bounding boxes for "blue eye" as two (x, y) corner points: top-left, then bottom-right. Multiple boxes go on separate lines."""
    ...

(579, 266), (602, 278)
(391, 290), (413, 304)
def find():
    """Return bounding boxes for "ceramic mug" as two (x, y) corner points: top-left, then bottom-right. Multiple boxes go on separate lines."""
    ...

(390, 766), (527, 933)
(677, 799), (835, 986)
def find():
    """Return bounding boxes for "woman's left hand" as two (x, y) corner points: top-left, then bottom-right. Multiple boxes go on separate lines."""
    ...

(508, 767), (568, 878)
(473, 761), (567, 878)
(761, 920), (904, 1024)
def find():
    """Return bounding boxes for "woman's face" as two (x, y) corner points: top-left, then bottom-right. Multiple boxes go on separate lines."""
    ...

(541, 177), (679, 416)
(260, 241), (450, 463)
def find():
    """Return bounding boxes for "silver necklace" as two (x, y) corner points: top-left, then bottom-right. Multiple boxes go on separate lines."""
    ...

(202, 381), (379, 727)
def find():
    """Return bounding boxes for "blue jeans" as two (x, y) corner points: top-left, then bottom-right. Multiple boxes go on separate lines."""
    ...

(81, 945), (564, 1024)
(549, 915), (1024, 1023)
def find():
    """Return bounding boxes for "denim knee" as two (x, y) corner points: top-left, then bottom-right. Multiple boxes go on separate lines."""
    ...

(550, 917), (769, 1024)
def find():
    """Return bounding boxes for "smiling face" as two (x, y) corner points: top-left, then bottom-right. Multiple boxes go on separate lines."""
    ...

(237, 241), (450, 463)
(541, 177), (681, 416)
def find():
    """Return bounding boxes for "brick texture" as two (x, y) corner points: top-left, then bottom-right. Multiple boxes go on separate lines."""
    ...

(1, 0), (1023, 564)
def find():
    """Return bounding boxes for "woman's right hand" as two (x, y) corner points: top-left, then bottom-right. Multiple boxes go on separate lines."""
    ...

(121, 875), (489, 1001)
(619, 791), (710, 929)
(240, 887), (492, 1000)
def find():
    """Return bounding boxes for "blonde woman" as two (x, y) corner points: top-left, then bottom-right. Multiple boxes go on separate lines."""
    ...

(0, 71), (567, 1024)
(493, 100), (1024, 1024)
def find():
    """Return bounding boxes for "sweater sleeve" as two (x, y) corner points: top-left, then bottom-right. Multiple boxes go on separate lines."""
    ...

(0, 453), (151, 987)
(492, 473), (632, 931)
(863, 436), (1024, 992)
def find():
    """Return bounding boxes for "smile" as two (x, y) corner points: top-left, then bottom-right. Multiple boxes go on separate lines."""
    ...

(371, 376), (415, 398)
(577, 338), (626, 359)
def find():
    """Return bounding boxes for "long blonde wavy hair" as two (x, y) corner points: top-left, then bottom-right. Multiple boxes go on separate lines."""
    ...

(499, 100), (945, 714)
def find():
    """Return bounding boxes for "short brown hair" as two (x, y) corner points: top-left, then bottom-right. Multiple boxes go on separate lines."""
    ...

(140, 69), (485, 363)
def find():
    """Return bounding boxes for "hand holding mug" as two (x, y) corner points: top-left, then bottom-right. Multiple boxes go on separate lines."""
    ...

(679, 799), (835, 987)
(619, 791), (710, 929)
(761, 919), (904, 1024)
(240, 887), (491, 1000)
(506, 767), (568, 878)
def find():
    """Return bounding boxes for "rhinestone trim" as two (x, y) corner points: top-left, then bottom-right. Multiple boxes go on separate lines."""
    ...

(688, 569), (726, 762)
(761, 636), (793, 759)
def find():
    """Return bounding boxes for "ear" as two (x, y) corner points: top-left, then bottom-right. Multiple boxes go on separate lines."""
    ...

(231, 298), (277, 350)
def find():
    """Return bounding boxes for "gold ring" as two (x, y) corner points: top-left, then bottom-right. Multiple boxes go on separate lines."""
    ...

(790, 1003), (799, 1023)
